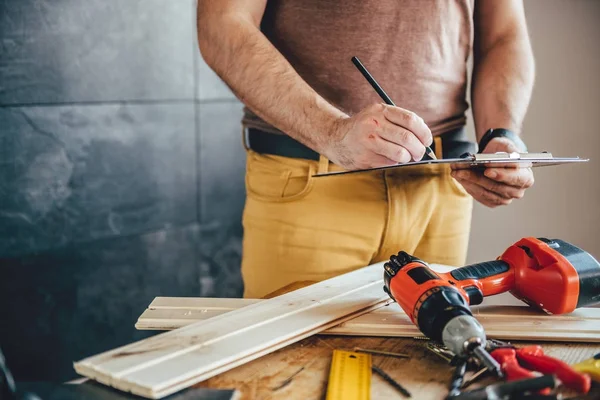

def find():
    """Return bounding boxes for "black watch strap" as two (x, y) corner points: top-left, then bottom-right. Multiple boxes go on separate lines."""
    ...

(478, 128), (528, 153)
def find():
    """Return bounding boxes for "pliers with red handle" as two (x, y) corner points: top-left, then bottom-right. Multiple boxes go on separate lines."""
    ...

(487, 340), (591, 394)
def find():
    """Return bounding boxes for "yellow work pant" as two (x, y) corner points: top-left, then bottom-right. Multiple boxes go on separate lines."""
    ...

(241, 138), (473, 298)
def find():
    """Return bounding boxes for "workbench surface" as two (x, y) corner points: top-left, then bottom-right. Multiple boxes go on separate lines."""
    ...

(195, 335), (599, 399)
(192, 283), (600, 400)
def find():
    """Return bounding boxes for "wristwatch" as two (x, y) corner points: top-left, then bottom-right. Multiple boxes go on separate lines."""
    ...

(478, 128), (528, 153)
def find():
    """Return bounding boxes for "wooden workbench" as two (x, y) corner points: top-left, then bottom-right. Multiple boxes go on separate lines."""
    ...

(193, 283), (600, 400)
(196, 335), (599, 399)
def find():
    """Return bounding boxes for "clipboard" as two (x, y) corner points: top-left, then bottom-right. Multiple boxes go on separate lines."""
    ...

(314, 152), (589, 177)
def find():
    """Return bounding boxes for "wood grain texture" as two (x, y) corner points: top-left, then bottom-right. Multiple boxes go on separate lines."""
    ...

(74, 265), (391, 399)
(195, 335), (600, 400)
(136, 297), (600, 343)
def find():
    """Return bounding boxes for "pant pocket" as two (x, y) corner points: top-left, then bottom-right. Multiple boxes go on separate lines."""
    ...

(445, 166), (471, 197)
(245, 152), (316, 203)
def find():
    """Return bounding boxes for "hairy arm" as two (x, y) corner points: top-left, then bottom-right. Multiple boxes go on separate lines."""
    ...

(197, 0), (431, 169)
(471, 0), (535, 139)
(197, 0), (344, 153)
(453, 0), (535, 207)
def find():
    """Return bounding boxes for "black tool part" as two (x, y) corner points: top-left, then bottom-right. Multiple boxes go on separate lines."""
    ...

(407, 267), (441, 284)
(450, 261), (510, 281)
(416, 287), (473, 343)
(464, 286), (484, 305)
(372, 365), (412, 398)
(383, 252), (427, 301)
(447, 374), (558, 399)
(447, 358), (468, 398)
(537, 238), (600, 308)
(471, 345), (503, 379)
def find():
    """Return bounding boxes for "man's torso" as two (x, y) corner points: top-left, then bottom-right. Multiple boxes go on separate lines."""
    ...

(244, 0), (475, 135)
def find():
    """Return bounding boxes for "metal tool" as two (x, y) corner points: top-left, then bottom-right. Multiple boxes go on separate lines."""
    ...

(386, 237), (600, 316)
(353, 347), (410, 359)
(446, 373), (559, 400)
(351, 56), (437, 161)
(488, 341), (591, 394)
(461, 367), (488, 389)
(447, 358), (469, 398)
(382, 237), (600, 383)
(383, 252), (502, 378)
(371, 365), (411, 398)
(426, 342), (455, 364)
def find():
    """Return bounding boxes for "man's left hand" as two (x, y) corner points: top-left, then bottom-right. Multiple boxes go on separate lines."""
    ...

(451, 137), (534, 208)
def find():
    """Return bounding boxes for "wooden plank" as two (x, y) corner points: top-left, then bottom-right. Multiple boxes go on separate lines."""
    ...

(135, 298), (260, 330)
(135, 298), (600, 343)
(74, 265), (392, 399)
(132, 263), (454, 331)
(148, 297), (261, 310)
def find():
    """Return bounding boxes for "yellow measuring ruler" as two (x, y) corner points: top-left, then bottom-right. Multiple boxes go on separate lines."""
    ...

(326, 350), (372, 400)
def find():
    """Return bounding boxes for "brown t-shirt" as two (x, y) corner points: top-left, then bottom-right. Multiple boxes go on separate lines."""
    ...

(243, 0), (474, 136)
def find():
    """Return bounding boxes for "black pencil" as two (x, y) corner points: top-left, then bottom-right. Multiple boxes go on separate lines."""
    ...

(351, 56), (437, 160)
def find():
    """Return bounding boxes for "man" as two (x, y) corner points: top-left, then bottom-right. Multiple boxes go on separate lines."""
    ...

(197, 0), (535, 298)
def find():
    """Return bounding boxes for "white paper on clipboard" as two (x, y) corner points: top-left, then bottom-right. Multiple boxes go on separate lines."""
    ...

(313, 152), (589, 177)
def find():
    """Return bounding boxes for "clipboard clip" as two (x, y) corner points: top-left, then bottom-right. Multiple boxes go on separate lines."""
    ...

(463, 152), (554, 161)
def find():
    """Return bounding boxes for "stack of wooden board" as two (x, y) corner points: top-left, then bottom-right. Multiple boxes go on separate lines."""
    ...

(74, 264), (391, 399)
(74, 262), (600, 399)
(134, 296), (600, 343)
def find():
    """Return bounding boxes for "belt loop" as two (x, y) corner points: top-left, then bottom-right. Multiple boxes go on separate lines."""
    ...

(434, 136), (443, 159)
(317, 154), (330, 174)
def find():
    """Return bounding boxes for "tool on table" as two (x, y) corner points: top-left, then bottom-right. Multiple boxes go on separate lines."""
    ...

(271, 367), (305, 391)
(351, 56), (437, 161)
(353, 347), (410, 359)
(383, 236), (599, 349)
(326, 350), (371, 400)
(572, 352), (600, 382)
(383, 237), (600, 380)
(371, 365), (411, 398)
(447, 367), (559, 400)
(447, 358), (469, 398)
(487, 340), (591, 394)
(425, 342), (489, 389)
(426, 342), (456, 364)
(461, 367), (488, 389)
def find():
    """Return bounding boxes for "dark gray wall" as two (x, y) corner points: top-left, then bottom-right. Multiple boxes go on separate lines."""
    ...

(0, 0), (246, 381)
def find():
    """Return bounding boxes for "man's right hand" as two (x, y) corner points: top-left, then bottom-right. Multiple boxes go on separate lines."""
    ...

(324, 103), (433, 170)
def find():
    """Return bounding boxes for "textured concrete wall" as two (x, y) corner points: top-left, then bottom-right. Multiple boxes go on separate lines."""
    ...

(0, 0), (246, 381)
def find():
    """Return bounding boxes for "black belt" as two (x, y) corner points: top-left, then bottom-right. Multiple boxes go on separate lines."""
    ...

(246, 127), (476, 161)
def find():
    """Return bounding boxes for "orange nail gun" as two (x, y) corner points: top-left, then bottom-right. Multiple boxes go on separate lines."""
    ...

(383, 237), (600, 376)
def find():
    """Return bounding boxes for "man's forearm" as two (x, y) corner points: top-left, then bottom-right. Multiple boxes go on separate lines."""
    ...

(197, 8), (346, 153)
(471, 36), (535, 141)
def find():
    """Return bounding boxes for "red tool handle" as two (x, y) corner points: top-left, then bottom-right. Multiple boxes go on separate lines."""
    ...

(491, 348), (550, 395)
(516, 346), (591, 394)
